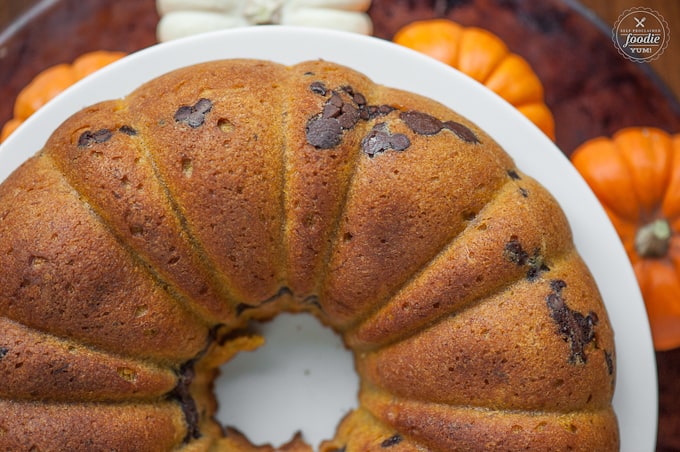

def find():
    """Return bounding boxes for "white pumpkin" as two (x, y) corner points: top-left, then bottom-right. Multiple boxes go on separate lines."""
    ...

(156, 0), (373, 41)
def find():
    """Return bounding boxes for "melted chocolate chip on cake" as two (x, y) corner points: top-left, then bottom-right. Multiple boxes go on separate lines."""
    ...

(174, 98), (213, 128)
(401, 110), (480, 143)
(504, 237), (550, 281)
(381, 434), (403, 447)
(546, 279), (599, 365)
(77, 128), (113, 147)
(361, 122), (410, 157)
(119, 125), (138, 136)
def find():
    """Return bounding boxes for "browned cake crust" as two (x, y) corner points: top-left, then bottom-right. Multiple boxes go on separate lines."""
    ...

(0, 59), (618, 451)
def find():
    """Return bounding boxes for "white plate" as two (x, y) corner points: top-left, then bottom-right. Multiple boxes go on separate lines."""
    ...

(0, 26), (657, 451)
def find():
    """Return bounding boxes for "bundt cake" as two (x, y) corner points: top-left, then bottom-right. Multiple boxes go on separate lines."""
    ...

(0, 59), (618, 451)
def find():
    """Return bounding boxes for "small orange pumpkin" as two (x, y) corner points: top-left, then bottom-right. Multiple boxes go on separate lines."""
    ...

(393, 19), (555, 140)
(572, 127), (680, 351)
(1, 50), (126, 143)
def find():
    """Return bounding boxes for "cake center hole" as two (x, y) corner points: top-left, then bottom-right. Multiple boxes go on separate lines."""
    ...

(214, 312), (359, 448)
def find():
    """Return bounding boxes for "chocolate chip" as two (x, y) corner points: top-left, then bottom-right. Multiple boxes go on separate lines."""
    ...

(174, 98), (213, 128)
(443, 120), (479, 143)
(604, 350), (614, 375)
(364, 105), (395, 120)
(172, 361), (201, 443)
(507, 169), (522, 180)
(389, 133), (411, 151)
(194, 98), (212, 113)
(323, 103), (342, 119)
(504, 238), (549, 281)
(400, 111), (480, 143)
(0, 347), (8, 360)
(329, 92), (344, 107)
(361, 123), (411, 157)
(546, 292), (564, 311)
(400, 110), (444, 135)
(310, 81), (327, 96)
(342, 85), (355, 96)
(381, 434), (402, 447)
(546, 279), (599, 365)
(94, 129), (112, 142)
(118, 125), (137, 136)
(362, 126), (391, 157)
(504, 238), (529, 266)
(551, 279), (567, 292)
(526, 262), (550, 281)
(336, 104), (360, 129)
(306, 117), (343, 149)
(78, 128), (113, 147)
(175, 106), (196, 123)
(318, 90), (361, 130)
(353, 92), (366, 106)
(185, 115), (204, 128)
(378, 105), (395, 115)
(519, 187), (529, 198)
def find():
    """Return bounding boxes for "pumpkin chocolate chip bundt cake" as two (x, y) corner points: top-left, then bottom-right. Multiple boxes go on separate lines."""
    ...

(0, 59), (618, 451)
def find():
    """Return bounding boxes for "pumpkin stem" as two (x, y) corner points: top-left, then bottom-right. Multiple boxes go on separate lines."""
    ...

(635, 218), (671, 258)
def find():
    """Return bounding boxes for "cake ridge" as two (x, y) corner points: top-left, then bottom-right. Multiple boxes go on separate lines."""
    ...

(39, 100), (237, 326)
(313, 89), (517, 329)
(278, 67), (294, 300)
(0, 153), (211, 364)
(122, 59), (290, 310)
(42, 147), (222, 330)
(39, 148), (215, 325)
(339, 175), (515, 338)
(129, 113), (244, 320)
(362, 385), (616, 417)
(0, 315), (178, 404)
(344, 173), (576, 351)
(347, 246), (575, 356)
(0, 398), (188, 450)
(305, 81), (378, 305)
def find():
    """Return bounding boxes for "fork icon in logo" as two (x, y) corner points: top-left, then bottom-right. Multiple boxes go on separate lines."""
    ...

(635, 16), (646, 28)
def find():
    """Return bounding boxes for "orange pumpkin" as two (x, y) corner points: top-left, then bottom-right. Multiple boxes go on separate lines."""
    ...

(572, 127), (680, 351)
(1, 50), (126, 143)
(393, 19), (555, 140)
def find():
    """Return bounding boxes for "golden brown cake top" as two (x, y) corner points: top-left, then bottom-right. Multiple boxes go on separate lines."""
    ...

(0, 58), (617, 451)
